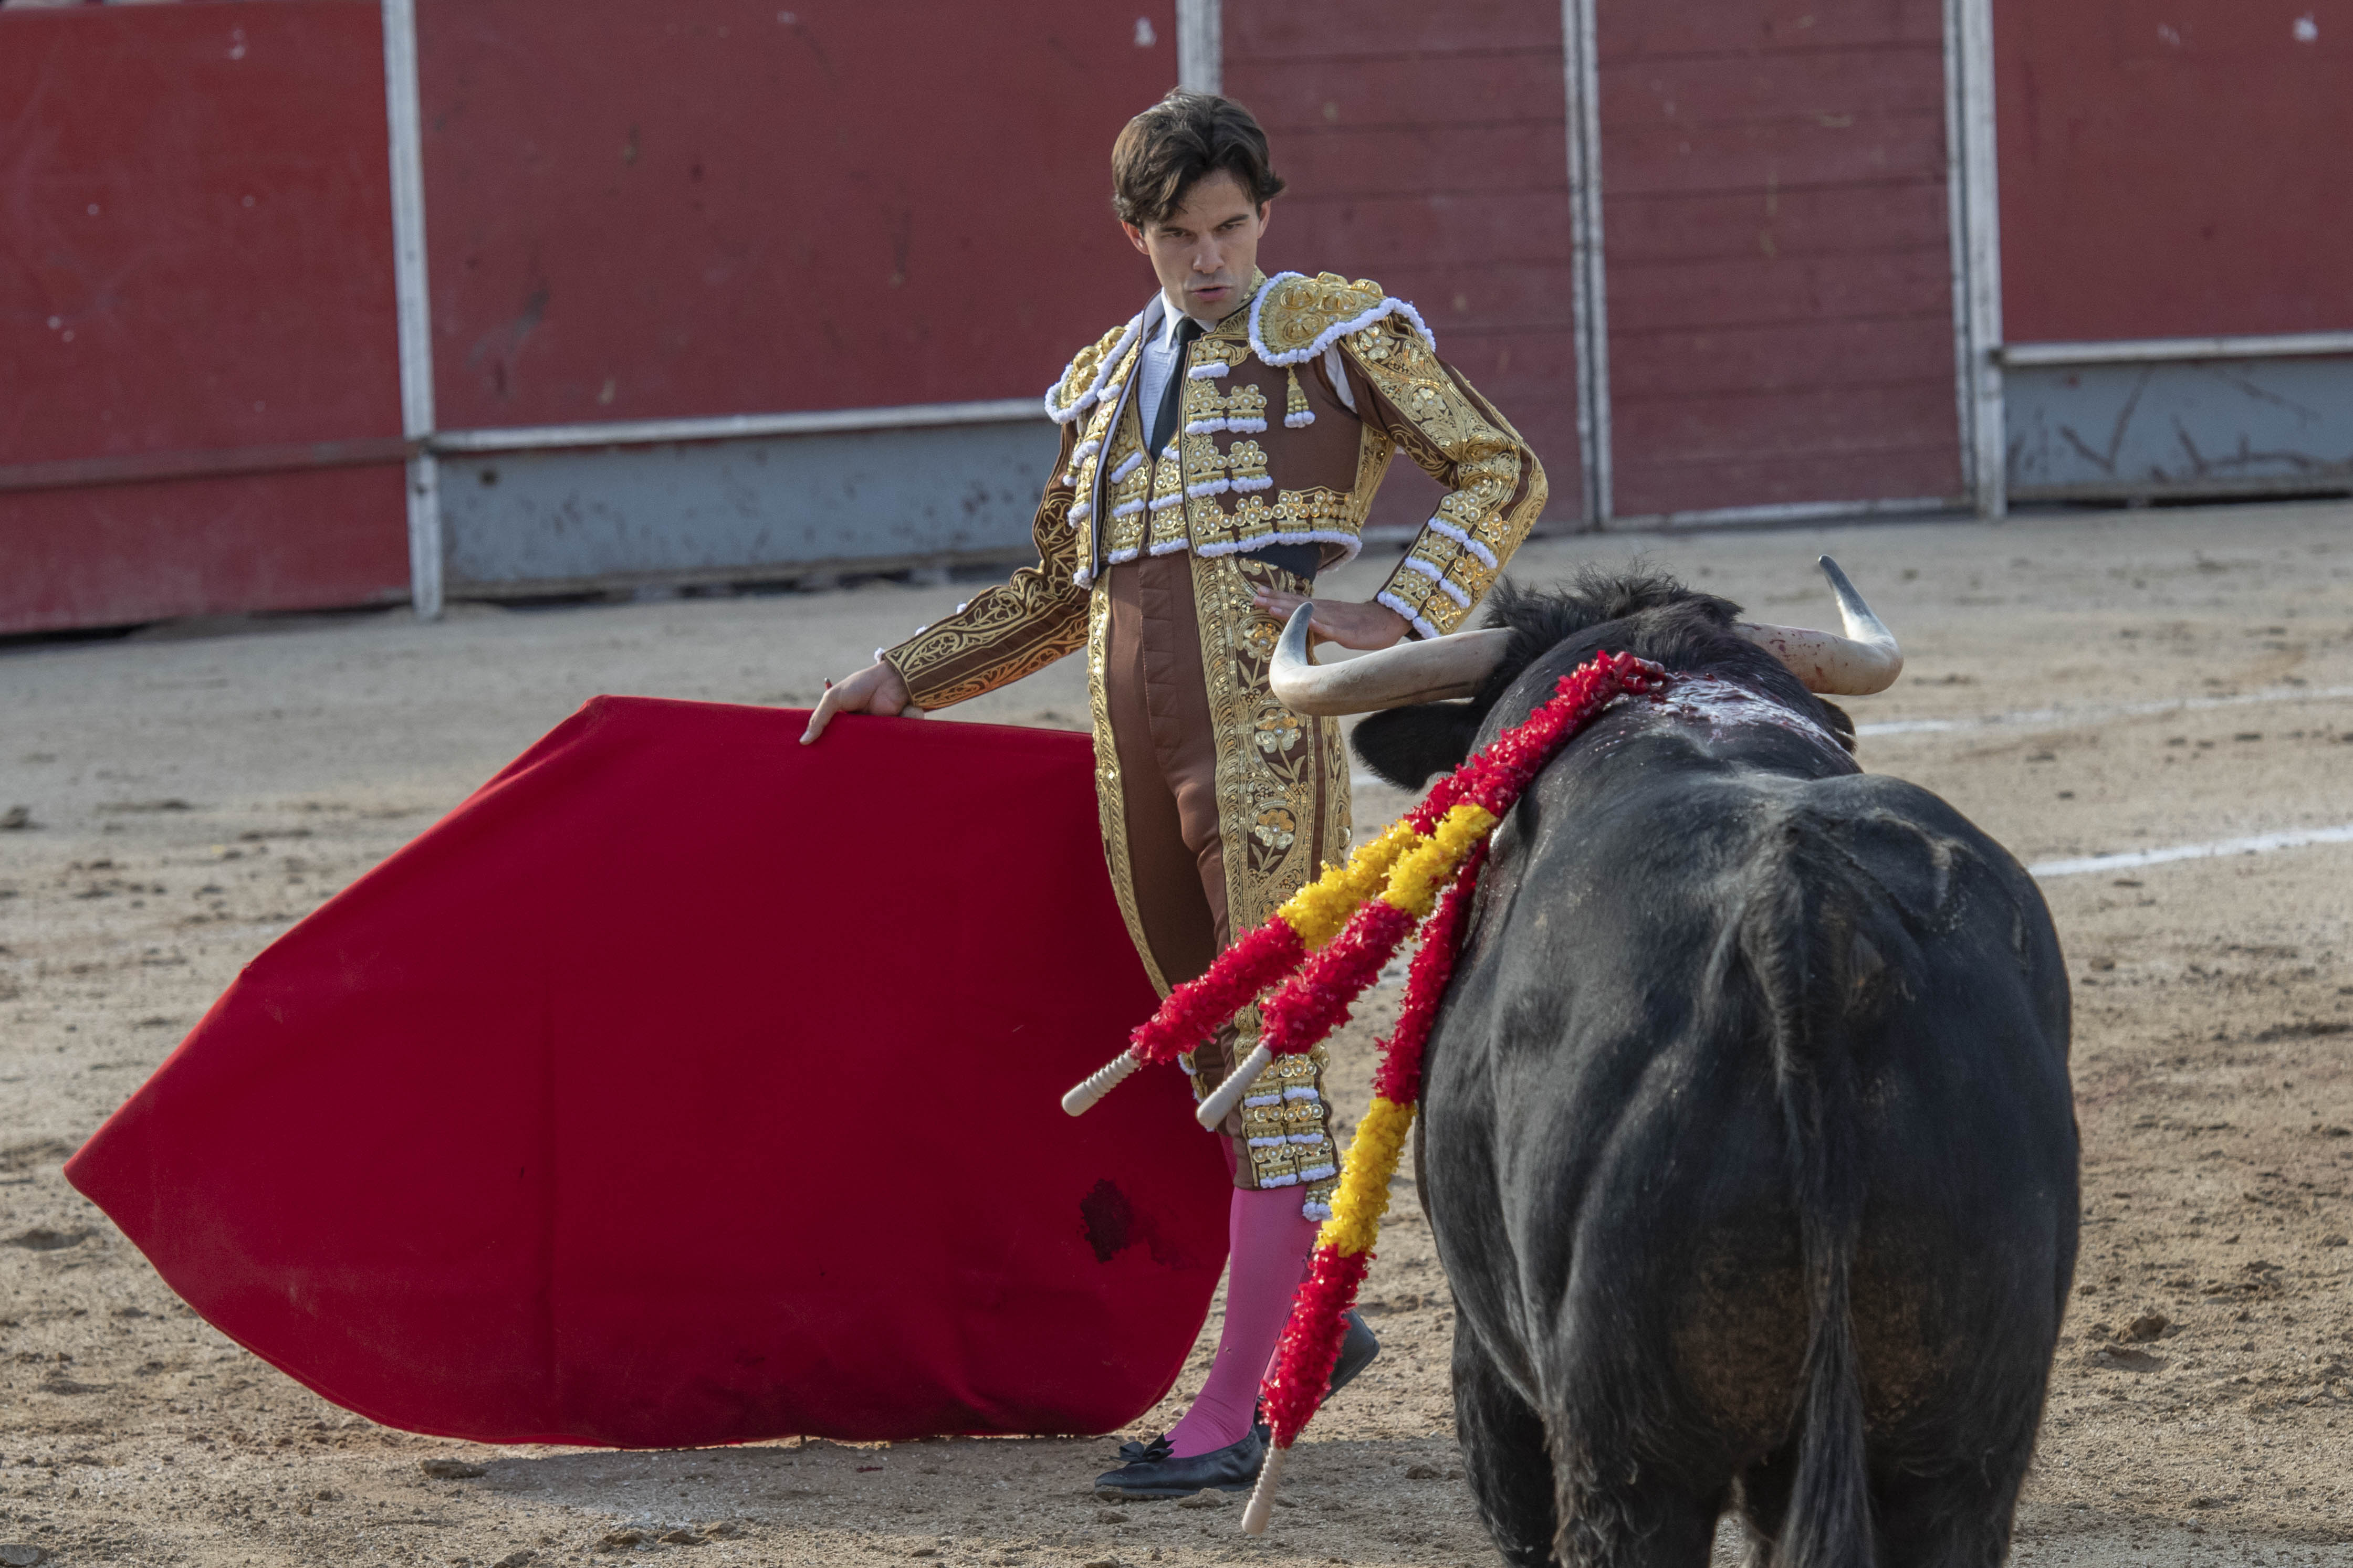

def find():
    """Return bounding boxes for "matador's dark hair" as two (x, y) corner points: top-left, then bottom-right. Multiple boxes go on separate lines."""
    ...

(1111, 90), (1285, 228)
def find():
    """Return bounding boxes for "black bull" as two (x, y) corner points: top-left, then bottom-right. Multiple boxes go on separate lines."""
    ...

(1352, 574), (2079, 1568)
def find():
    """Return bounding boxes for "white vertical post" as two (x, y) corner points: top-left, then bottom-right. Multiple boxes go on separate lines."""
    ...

(382, 0), (442, 617)
(1176, 0), (1221, 94)
(1943, 0), (2006, 520)
(1560, 0), (1611, 528)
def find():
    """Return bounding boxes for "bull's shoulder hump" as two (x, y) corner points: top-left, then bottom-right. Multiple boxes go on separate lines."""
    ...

(1789, 774), (2034, 928)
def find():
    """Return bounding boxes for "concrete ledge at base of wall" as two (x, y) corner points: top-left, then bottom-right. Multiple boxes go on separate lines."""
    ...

(441, 548), (1041, 605)
(2010, 477), (2353, 507)
(2005, 354), (2353, 500)
(437, 418), (1064, 593)
(1596, 498), (1968, 534)
(438, 517), (1601, 605)
(428, 476), (2353, 610)
(447, 399), (2028, 595)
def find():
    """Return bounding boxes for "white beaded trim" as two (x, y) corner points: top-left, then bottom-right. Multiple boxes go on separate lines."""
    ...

(1229, 475), (1273, 492)
(1044, 314), (1142, 424)
(1377, 588), (1444, 641)
(1066, 501), (1092, 525)
(1282, 1086), (1321, 1102)
(1426, 518), (1500, 570)
(1186, 361), (1229, 380)
(1402, 554), (1472, 607)
(1185, 478), (1231, 499)
(1283, 409), (1314, 428)
(1247, 270), (1438, 367)
(1247, 1135), (1289, 1149)
(1296, 1163), (1337, 1183)
(1077, 533), (1377, 574)
(1107, 451), (1145, 483)
(1242, 1093), (1284, 1109)
(1193, 528), (1364, 564)
(1147, 492), (1184, 512)
(1258, 1171), (1301, 1188)
(1111, 499), (1145, 519)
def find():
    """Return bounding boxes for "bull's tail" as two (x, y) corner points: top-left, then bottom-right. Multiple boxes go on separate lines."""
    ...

(1740, 829), (1877, 1568)
(1777, 1232), (1871, 1568)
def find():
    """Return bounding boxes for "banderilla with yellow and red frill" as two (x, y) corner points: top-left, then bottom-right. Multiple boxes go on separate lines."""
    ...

(1058, 648), (1670, 1532)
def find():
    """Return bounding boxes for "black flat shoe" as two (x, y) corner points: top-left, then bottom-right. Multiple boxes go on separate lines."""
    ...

(1242, 1309), (1383, 1448)
(1094, 1426), (1266, 1499)
(1326, 1308), (1379, 1399)
(1121, 1312), (1382, 1471)
(1114, 1433), (1170, 1464)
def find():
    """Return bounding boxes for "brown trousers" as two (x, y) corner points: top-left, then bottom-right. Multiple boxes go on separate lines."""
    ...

(1092, 552), (1349, 1212)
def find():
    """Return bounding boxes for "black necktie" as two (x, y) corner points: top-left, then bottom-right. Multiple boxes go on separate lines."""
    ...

(1147, 317), (1205, 455)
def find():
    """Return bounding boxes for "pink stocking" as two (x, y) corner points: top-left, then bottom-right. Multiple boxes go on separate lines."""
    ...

(1163, 1185), (1319, 1457)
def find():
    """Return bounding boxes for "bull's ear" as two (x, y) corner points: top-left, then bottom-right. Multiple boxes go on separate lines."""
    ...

(1816, 699), (1856, 754)
(1350, 702), (1486, 790)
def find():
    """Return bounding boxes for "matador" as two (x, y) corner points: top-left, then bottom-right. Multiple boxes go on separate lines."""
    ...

(803, 90), (1546, 1497)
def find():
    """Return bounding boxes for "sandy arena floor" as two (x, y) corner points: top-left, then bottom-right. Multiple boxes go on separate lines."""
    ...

(3, 500), (2350, 1567)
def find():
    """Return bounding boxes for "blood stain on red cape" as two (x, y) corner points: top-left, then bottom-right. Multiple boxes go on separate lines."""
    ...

(66, 698), (1227, 1448)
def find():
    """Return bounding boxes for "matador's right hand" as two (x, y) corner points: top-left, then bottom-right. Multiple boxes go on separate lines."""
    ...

(799, 661), (922, 744)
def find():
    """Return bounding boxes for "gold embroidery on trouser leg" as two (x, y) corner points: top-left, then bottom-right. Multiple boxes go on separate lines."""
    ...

(1087, 582), (1170, 998)
(1188, 551), (1352, 1214)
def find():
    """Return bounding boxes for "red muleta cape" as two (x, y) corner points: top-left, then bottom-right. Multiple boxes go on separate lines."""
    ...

(66, 698), (1227, 1448)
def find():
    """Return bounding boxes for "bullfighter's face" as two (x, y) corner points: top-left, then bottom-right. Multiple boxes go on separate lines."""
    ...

(1122, 170), (1268, 328)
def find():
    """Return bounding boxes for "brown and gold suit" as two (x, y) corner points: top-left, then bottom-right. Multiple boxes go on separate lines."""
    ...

(881, 270), (1547, 1217)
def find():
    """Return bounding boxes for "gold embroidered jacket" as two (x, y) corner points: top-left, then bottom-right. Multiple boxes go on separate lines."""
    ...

(881, 270), (1547, 709)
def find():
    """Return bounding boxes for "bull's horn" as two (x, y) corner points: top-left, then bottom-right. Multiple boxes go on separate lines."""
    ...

(1735, 556), (1903, 696)
(1267, 605), (1514, 717)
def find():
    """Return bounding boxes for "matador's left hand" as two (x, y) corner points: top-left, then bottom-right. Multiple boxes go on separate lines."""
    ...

(1251, 587), (1412, 651)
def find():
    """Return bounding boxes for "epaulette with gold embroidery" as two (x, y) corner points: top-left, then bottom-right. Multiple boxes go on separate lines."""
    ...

(1246, 271), (1437, 367)
(1044, 315), (1143, 426)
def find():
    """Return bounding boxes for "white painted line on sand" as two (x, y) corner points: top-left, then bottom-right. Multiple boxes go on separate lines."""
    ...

(1349, 687), (2349, 775)
(1857, 683), (2353, 738)
(2031, 824), (2353, 879)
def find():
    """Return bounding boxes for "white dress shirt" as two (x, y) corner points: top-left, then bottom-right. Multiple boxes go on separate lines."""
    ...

(1134, 301), (1195, 453)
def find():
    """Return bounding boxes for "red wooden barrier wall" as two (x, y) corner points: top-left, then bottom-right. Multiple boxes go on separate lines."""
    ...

(37, 3), (2341, 632)
(1222, 0), (1582, 532)
(1996, 1), (2353, 343)
(415, 0), (1180, 430)
(0, 2), (409, 636)
(1598, 0), (1962, 518)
